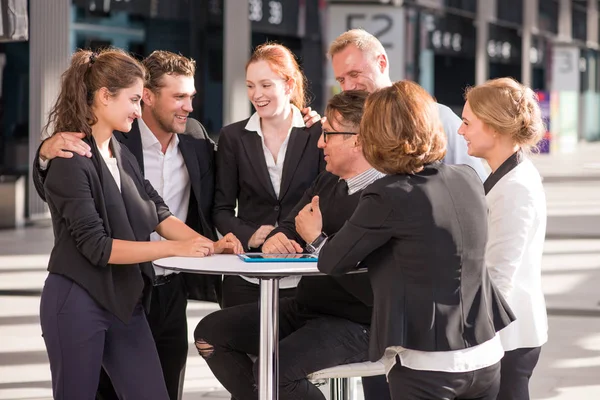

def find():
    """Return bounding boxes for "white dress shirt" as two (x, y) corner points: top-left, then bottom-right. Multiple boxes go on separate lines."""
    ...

(485, 158), (548, 351)
(100, 151), (121, 193)
(242, 105), (305, 288)
(138, 118), (191, 277)
(244, 104), (306, 198)
(383, 335), (504, 376)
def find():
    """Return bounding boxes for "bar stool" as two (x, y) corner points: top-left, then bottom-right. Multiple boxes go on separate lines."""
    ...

(308, 360), (386, 400)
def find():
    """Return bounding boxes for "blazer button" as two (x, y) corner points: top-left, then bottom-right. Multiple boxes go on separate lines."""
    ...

(274, 206), (280, 211)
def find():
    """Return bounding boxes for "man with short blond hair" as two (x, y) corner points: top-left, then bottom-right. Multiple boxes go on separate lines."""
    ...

(328, 29), (487, 181)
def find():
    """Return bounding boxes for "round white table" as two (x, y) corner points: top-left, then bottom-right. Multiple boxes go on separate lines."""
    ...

(154, 254), (322, 400)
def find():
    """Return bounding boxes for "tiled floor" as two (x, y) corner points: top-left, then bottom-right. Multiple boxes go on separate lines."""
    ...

(3, 143), (600, 399)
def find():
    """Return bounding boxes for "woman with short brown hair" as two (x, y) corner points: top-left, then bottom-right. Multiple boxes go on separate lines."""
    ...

(318, 80), (514, 400)
(360, 80), (446, 174)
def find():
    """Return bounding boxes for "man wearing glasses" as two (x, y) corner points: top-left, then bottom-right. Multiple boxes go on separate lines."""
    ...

(262, 90), (382, 255)
(194, 90), (376, 400)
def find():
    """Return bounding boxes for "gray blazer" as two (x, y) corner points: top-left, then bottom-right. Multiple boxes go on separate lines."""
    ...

(318, 162), (514, 361)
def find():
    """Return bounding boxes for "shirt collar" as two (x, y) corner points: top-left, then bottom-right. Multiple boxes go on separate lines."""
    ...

(345, 168), (387, 195)
(483, 150), (524, 195)
(244, 104), (306, 137)
(138, 117), (179, 151)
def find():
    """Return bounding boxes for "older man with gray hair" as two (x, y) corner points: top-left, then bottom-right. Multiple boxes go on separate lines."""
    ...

(328, 28), (487, 180)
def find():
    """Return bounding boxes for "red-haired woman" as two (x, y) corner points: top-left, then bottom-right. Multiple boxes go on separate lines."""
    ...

(212, 43), (325, 308)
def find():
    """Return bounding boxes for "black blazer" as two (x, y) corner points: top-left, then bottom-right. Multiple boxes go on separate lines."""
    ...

(33, 118), (221, 302)
(318, 162), (515, 361)
(213, 119), (325, 249)
(44, 137), (171, 323)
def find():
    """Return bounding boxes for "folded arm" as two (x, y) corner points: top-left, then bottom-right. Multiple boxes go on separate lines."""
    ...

(318, 191), (394, 276)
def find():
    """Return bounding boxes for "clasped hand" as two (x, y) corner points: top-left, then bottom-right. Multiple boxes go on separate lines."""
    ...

(175, 232), (243, 257)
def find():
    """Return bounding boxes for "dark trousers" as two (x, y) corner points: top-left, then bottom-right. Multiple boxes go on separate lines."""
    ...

(388, 360), (501, 400)
(40, 273), (169, 400)
(497, 347), (542, 400)
(362, 374), (392, 400)
(221, 275), (297, 308)
(194, 298), (370, 400)
(97, 273), (189, 400)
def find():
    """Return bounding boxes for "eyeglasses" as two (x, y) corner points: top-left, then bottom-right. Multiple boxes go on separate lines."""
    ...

(321, 130), (358, 143)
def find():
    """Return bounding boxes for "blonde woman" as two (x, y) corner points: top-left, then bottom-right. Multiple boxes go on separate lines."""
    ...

(459, 77), (548, 400)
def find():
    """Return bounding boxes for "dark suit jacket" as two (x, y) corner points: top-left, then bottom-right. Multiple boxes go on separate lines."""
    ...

(318, 162), (515, 361)
(33, 118), (221, 303)
(213, 119), (325, 249)
(44, 137), (171, 323)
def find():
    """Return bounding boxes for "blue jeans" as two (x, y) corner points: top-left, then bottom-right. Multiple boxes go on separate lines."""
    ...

(194, 298), (370, 400)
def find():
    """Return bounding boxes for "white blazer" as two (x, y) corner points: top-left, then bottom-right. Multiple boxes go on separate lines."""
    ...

(485, 158), (548, 351)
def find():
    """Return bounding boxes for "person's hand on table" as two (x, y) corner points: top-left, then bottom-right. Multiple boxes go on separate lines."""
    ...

(40, 132), (92, 161)
(173, 237), (214, 257)
(295, 196), (323, 244)
(301, 107), (321, 128)
(248, 225), (276, 249)
(214, 232), (244, 254)
(262, 232), (303, 254)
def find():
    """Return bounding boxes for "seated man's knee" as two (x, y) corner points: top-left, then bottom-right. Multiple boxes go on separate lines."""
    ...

(194, 316), (219, 359)
(193, 312), (220, 343)
(195, 338), (215, 359)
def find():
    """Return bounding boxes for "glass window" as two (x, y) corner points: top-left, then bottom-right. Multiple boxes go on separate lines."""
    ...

(572, 3), (587, 42)
(497, 0), (523, 25)
(539, 0), (559, 34)
(444, 0), (476, 14)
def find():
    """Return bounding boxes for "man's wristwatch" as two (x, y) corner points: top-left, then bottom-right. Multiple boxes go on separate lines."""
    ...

(306, 232), (328, 253)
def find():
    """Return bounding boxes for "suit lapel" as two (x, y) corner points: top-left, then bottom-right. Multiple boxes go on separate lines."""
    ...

(98, 139), (135, 243)
(111, 138), (156, 241)
(240, 130), (277, 199)
(178, 135), (201, 200)
(111, 138), (157, 280)
(114, 120), (145, 176)
(279, 127), (309, 200)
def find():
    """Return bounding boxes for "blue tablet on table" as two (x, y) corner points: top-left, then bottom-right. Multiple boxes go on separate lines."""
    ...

(238, 253), (318, 263)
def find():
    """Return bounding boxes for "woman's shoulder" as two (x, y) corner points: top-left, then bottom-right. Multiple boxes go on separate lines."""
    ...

(494, 159), (543, 194)
(49, 152), (94, 171)
(221, 118), (252, 135)
(438, 162), (482, 181)
(302, 120), (322, 138)
(44, 153), (96, 190)
(215, 119), (253, 150)
(485, 164), (544, 221)
(362, 174), (409, 199)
